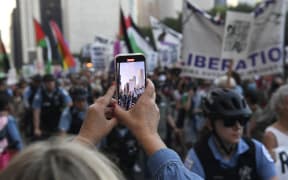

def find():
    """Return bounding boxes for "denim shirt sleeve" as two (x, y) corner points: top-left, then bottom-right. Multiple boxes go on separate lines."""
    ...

(32, 90), (42, 109)
(147, 148), (203, 180)
(60, 88), (72, 105)
(58, 107), (72, 131)
(7, 116), (23, 150)
(253, 139), (277, 180)
(184, 148), (205, 178)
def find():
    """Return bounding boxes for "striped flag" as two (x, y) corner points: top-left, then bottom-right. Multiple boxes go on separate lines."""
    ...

(120, 7), (133, 53)
(119, 8), (158, 71)
(0, 35), (10, 73)
(49, 20), (76, 70)
(33, 18), (52, 74)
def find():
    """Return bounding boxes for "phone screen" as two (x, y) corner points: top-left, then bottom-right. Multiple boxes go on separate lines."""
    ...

(115, 54), (146, 110)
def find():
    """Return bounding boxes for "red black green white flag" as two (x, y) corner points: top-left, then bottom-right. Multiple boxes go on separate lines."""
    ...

(0, 35), (10, 73)
(33, 18), (52, 74)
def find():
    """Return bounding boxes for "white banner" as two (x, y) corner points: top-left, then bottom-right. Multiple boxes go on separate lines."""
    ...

(90, 42), (107, 72)
(222, 12), (253, 61)
(274, 146), (288, 180)
(150, 16), (182, 67)
(182, 1), (224, 79)
(182, 0), (286, 80)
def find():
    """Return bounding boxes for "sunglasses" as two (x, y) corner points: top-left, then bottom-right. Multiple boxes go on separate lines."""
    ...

(222, 118), (249, 127)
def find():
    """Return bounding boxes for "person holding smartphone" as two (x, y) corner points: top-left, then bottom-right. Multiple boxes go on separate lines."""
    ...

(1, 79), (203, 180)
(184, 88), (277, 180)
(77, 78), (203, 180)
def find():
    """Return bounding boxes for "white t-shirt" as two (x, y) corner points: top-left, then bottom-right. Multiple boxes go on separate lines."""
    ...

(266, 127), (288, 147)
(266, 126), (288, 180)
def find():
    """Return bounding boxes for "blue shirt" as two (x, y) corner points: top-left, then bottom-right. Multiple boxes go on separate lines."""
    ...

(6, 116), (23, 150)
(184, 137), (276, 180)
(32, 87), (72, 109)
(23, 86), (38, 108)
(58, 107), (87, 132)
(148, 148), (203, 180)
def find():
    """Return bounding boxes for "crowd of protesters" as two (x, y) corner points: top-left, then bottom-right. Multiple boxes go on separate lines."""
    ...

(0, 66), (287, 179)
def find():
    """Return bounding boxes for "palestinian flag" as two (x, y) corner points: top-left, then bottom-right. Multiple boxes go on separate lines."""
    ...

(33, 18), (47, 47)
(119, 8), (158, 71)
(120, 7), (133, 53)
(127, 16), (155, 54)
(49, 20), (76, 70)
(0, 36), (10, 73)
(120, 7), (155, 54)
(33, 18), (52, 73)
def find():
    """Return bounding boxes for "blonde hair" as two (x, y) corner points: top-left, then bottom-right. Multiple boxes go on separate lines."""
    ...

(270, 84), (288, 117)
(0, 139), (124, 180)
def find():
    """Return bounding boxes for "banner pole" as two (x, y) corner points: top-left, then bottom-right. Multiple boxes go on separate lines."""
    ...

(226, 59), (234, 88)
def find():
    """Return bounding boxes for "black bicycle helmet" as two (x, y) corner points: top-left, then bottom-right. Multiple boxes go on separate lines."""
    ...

(202, 88), (251, 120)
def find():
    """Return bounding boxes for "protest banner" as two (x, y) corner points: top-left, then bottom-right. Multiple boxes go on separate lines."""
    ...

(150, 16), (182, 67)
(182, 0), (286, 80)
(90, 41), (107, 72)
(182, 0), (224, 79)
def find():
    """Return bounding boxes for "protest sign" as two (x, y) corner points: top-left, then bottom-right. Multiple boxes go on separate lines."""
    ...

(182, 0), (286, 80)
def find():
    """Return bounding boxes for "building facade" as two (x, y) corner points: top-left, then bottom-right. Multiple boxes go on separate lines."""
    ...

(137, 0), (182, 27)
(61, 0), (130, 54)
(11, 5), (23, 70)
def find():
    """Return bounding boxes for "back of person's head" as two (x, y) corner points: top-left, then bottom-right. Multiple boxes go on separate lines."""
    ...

(269, 84), (288, 117)
(269, 75), (284, 97)
(0, 94), (9, 112)
(244, 88), (259, 105)
(69, 86), (88, 102)
(43, 74), (56, 82)
(0, 140), (124, 180)
(202, 88), (251, 121)
(214, 75), (236, 88)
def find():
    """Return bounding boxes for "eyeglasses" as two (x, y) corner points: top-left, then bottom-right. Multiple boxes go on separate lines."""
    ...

(222, 118), (249, 127)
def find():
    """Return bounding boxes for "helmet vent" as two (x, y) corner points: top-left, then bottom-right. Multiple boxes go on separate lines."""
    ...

(242, 99), (246, 108)
(211, 92), (219, 97)
(220, 101), (232, 110)
(223, 89), (230, 93)
(232, 97), (241, 109)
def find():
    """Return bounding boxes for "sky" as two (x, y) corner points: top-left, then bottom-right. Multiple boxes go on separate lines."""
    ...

(0, 0), (16, 52)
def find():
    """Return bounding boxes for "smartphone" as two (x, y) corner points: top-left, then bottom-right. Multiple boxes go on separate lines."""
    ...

(115, 53), (147, 110)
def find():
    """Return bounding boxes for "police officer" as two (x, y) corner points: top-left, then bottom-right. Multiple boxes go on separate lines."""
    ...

(58, 86), (88, 134)
(22, 74), (42, 139)
(32, 74), (72, 138)
(184, 88), (277, 180)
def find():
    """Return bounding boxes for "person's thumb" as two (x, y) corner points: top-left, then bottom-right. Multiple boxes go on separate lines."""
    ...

(113, 104), (129, 124)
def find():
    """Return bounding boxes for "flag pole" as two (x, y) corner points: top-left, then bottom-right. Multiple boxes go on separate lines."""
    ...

(226, 59), (234, 88)
(45, 37), (52, 74)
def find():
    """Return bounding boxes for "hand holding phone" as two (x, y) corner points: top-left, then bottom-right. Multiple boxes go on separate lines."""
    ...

(115, 53), (147, 110)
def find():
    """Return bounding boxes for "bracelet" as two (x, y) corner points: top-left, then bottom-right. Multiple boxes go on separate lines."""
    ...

(74, 136), (95, 148)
